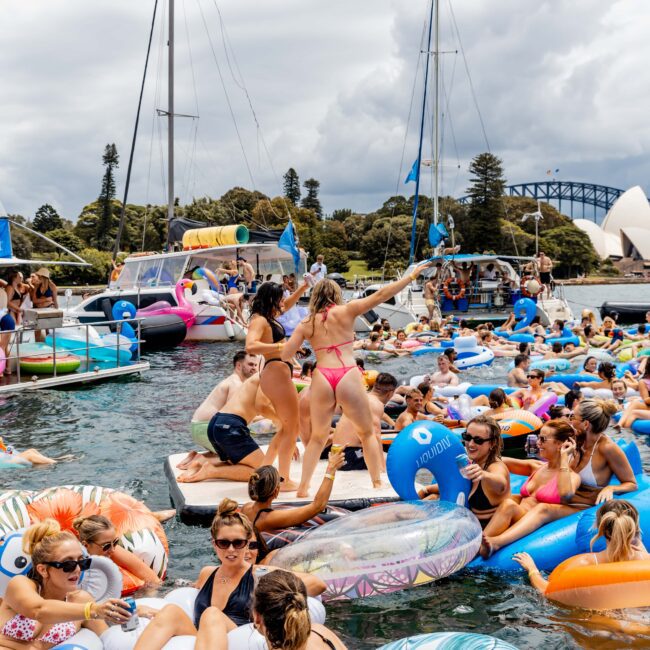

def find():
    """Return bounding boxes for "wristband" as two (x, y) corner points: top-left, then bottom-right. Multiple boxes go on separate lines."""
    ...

(559, 467), (570, 472)
(528, 570), (541, 577)
(84, 601), (93, 621)
(324, 473), (335, 481)
(410, 272), (418, 281)
(277, 342), (283, 351)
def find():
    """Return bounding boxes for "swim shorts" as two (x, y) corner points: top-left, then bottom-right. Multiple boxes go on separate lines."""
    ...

(539, 272), (551, 285)
(190, 420), (212, 452)
(321, 444), (367, 471)
(207, 412), (260, 464)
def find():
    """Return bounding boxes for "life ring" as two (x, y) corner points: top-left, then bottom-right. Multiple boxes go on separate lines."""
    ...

(443, 277), (466, 301)
(260, 505), (350, 551)
(520, 275), (542, 297)
(386, 421), (471, 504)
(0, 486), (168, 597)
(492, 409), (542, 437)
(455, 347), (495, 370)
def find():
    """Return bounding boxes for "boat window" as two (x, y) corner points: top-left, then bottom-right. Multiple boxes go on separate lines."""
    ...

(159, 256), (186, 286)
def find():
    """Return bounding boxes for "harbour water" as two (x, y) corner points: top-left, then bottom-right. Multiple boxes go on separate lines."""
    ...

(3, 283), (649, 648)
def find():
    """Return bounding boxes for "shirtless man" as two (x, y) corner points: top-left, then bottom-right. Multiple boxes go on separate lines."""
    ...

(430, 354), (459, 387)
(543, 341), (588, 360)
(237, 256), (255, 290)
(178, 373), (277, 483)
(508, 354), (531, 388)
(453, 261), (475, 284)
(179, 351), (258, 469)
(327, 373), (398, 471)
(424, 277), (440, 322)
(537, 251), (553, 297)
(395, 389), (431, 431)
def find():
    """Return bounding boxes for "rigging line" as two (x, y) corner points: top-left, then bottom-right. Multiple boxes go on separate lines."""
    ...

(382, 10), (428, 272)
(212, 0), (282, 188)
(155, 0), (168, 206)
(113, 0), (160, 259)
(182, 0), (200, 116)
(447, 0), (490, 151)
(195, 0), (256, 188)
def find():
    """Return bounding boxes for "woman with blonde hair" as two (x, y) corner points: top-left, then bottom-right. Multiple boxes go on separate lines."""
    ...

(133, 499), (325, 649)
(282, 262), (432, 496)
(571, 398), (637, 505)
(73, 514), (162, 587)
(513, 499), (649, 594)
(0, 520), (131, 648)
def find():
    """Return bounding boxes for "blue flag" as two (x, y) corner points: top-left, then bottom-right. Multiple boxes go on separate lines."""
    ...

(428, 222), (449, 247)
(279, 219), (301, 273)
(0, 218), (13, 259)
(405, 159), (419, 184)
(436, 222), (449, 239)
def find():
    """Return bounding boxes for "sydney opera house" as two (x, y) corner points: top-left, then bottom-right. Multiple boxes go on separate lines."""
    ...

(574, 186), (650, 261)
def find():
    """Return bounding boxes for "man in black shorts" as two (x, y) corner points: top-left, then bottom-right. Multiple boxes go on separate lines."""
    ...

(537, 251), (553, 297)
(178, 374), (272, 483)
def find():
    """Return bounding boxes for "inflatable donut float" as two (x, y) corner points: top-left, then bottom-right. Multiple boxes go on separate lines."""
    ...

(0, 485), (168, 596)
(492, 409), (542, 438)
(379, 632), (518, 649)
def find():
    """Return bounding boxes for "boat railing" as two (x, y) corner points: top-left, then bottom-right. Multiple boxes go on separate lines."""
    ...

(4, 318), (145, 385)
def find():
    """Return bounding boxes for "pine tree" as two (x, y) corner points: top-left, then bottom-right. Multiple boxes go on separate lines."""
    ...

(33, 204), (63, 233)
(283, 168), (301, 205)
(463, 152), (505, 253)
(96, 144), (119, 250)
(301, 178), (322, 218)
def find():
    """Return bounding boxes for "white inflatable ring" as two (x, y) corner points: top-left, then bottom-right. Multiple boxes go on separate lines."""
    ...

(79, 556), (123, 602)
(434, 382), (472, 397)
(453, 336), (477, 351)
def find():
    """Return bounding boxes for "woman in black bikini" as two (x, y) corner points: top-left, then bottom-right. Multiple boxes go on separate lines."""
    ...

(195, 569), (346, 650)
(246, 281), (308, 490)
(133, 499), (325, 648)
(419, 415), (510, 528)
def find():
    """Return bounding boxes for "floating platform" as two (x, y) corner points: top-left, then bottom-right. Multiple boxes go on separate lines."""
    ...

(0, 361), (150, 394)
(165, 444), (400, 524)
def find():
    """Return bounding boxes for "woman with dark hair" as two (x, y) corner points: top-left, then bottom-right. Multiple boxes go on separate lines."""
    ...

(246, 280), (309, 489)
(576, 361), (616, 390)
(481, 419), (581, 558)
(571, 398), (637, 505)
(419, 415), (510, 528)
(281, 262), (431, 496)
(486, 388), (512, 415)
(195, 570), (346, 650)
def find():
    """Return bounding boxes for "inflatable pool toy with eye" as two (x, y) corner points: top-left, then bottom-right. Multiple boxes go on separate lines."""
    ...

(0, 485), (168, 597)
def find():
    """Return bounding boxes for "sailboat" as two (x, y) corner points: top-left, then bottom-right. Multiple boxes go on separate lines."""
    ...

(68, 0), (307, 342)
(355, 0), (573, 329)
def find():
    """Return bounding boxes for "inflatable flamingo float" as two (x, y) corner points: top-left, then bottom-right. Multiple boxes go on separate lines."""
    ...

(136, 279), (196, 328)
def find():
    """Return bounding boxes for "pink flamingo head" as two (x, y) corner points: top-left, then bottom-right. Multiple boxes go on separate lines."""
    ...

(175, 279), (196, 308)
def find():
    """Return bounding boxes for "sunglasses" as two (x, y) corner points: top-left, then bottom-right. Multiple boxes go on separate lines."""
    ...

(93, 538), (119, 553)
(527, 374), (542, 379)
(538, 435), (555, 443)
(213, 538), (249, 550)
(248, 540), (260, 551)
(461, 433), (492, 445)
(44, 557), (92, 573)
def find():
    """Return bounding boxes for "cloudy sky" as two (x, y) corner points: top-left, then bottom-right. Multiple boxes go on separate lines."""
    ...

(1, 0), (649, 224)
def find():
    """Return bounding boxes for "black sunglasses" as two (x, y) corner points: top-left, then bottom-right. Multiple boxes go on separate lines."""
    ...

(527, 374), (542, 379)
(214, 538), (249, 550)
(248, 540), (260, 551)
(538, 434), (556, 443)
(461, 433), (492, 445)
(44, 557), (92, 573)
(93, 538), (119, 553)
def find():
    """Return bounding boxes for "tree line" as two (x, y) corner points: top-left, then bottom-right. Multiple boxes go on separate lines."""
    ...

(6, 147), (603, 285)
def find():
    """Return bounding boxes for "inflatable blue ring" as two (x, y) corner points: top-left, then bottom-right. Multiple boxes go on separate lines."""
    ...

(513, 297), (536, 330)
(544, 373), (594, 389)
(508, 332), (535, 343)
(386, 421), (471, 505)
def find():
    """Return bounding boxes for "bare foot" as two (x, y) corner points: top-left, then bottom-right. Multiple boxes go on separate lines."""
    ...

(153, 509), (176, 523)
(177, 464), (216, 483)
(280, 479), (299, 493)
(372, 480), (387, 489)
(479, 535), (495, 560)
(295, 485), (310, 498)
(176, 451), (198, 469)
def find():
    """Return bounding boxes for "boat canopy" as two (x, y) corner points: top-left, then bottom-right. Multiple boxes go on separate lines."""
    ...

(117, 243), (307, 290)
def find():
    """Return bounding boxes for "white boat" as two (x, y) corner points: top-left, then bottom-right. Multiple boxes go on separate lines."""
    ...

(68, 240), (307, 341)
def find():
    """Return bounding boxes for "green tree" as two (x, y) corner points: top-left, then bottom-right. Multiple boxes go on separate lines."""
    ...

(33, 204), (63, 233)
(283, 168), (301, 205)
(221, 187), (269, 224)
(321, 220), (348, 250)
(96, 144), (119, 251)
(331, 208), (352, 222)
(301, 178), (322, 218)
(538, 225), (599, 277)
(53, 247), (113, 285)
(319, 246), (350, 273)
(360, 215), (424, 270)
(43, 228), (84, 253)
(463, 152), (505, 252)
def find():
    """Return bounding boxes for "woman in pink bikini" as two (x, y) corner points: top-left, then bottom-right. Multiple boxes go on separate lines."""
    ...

(479, 419), (581, 558)
(0, 519), (132, 650)
(282, 261), (432, 497)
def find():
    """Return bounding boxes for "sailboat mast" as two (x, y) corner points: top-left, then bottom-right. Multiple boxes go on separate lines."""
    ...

(433, 0), (439, 227)
(408, 0), (436, 265)
(167, 0), (175, 229)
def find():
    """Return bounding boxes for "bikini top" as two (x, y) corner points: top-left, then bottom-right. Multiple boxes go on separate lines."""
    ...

(468, 479), (495, 514)
(268, 318), (286, 343)
(193, 566), (254, 628)
(1, 613), (77, 645)
(520, 469), (561, 504)
(36, 285), (53, 299)
(313, 304), (354, 365)
(578, 436), (604, 488)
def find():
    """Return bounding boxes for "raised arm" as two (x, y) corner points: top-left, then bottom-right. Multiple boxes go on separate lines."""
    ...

(346, 262), (432, 318)
(558, 440), (580, 503)
(282, 281), (309, 312)
(502, 456), (540, 476)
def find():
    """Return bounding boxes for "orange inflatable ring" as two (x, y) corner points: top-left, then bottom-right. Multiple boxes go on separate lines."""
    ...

(443, 277), (466, 301)
(0, 485), (168, 596)
(545, 558), (650, 610)
(520, 275), (542, 298)
(492, 409), (542, 438)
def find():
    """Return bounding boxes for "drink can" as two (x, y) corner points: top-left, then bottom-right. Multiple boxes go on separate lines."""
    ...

(121, 596), (139, 632)
(330, 444), (344, 455)
(526, 434), (539, 457)
(455, 453), (470, 469)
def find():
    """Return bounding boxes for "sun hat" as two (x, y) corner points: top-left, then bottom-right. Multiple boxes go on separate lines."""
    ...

(35, 267), (51, 278)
